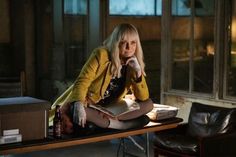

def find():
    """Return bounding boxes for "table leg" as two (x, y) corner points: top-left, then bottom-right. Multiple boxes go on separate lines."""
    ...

(145, 133), (150, 157)
(120, 133), (150, 157)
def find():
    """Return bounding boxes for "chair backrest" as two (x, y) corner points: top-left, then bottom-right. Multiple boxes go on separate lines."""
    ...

(187, 102), (236, 137)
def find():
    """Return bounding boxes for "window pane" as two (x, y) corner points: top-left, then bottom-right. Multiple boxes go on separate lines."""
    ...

(64, 0), (88, 78)
(171, 0), (215, 93)
(156, 0), (162, 15)
(109, 0), (155, 15)
(64, 0), (87, 15)
(195, 0), (214, 16)
(171, 16), (190, 90)
(193, 1), (215, 93)
(172, 0), (190, 16)
(227, 0), (236, 96)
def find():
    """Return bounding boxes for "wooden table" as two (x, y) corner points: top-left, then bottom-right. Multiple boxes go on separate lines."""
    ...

(0, 118), (182, 156)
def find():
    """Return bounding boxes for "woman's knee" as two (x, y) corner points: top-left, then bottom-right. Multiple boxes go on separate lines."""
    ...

(140, 98), (153, 113)
(147, 98), (154, 111)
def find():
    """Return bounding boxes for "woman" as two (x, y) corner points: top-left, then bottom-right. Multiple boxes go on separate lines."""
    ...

(49, 23), (153, 134)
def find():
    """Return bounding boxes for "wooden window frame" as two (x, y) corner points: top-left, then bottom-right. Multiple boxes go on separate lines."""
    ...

(161, 0), (236, 103)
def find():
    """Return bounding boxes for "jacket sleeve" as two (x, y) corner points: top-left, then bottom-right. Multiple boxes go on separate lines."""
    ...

(129, 69), (150, 101)
(70, 48), (102, 105)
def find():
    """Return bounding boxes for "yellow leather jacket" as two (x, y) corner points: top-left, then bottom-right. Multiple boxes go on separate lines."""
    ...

(49, 47), (149, 124)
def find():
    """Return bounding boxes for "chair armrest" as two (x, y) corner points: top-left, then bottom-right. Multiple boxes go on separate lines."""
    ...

(199, 132), (236, 157)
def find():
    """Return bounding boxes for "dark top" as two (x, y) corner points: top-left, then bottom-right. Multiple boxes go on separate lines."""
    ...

(98, 65), (127, 105)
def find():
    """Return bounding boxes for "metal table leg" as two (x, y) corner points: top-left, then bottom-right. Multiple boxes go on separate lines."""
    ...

(119, 133), (150, 157)
(145, 132), (150, 157)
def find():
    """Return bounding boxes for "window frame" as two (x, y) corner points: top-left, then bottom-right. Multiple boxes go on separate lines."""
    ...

(161, 0), (236, 103)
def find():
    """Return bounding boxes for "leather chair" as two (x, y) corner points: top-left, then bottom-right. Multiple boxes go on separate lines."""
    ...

(153, 102), (236, 157)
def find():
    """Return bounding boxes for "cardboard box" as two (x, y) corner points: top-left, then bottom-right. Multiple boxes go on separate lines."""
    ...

(0, 97), (51, 141)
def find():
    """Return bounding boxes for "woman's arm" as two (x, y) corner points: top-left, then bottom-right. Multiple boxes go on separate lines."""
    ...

(70, 49), (103, 105)
(130, 74), (149, 101)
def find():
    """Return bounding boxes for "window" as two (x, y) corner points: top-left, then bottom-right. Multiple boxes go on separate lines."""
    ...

(172, 0), (190, 16)
(164, 0), (236, 102)
(63, 0), (88, 78)
(170, 0), (215, 94)
(109, 0), (162, 16)
(172, 0), (214, 16)
(64, 0), (87, 15)
(226, 0), (236, 97)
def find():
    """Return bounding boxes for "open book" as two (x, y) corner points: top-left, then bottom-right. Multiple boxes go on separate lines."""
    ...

(89, 99), (140, 118)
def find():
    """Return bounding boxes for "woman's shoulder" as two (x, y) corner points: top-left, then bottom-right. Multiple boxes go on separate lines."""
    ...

(92, 47), (110, 60)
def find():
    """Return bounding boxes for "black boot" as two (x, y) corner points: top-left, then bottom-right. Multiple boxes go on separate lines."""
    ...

(122, 115), (150, 129)
(108, 115), (150, 130)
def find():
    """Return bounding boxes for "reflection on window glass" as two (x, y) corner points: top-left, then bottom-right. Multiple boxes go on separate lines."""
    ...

(156, 0), (162, 15)
(109, 0), (162, 16)
(195, 0), (214, 16)
(172, 0), (214, 16)
(171, 18), (190, 91)
(172, 0), (190, 16)
(63, 0), (88, 77)
(171, 0), (190, 90)
(193, 40), (214, 93)
(193, 0), (215, 93)
(227, 0), (236, 96)
(171, 0), (215, 93)
(64, 0), (87, 15)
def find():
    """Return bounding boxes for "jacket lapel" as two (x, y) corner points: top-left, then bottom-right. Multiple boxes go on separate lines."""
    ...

(100, 62), (112, 99)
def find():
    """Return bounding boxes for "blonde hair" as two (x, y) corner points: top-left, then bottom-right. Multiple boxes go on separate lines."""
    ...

(103, 23), (146, 78)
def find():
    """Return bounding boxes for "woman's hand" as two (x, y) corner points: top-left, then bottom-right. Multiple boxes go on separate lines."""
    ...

(126, 56), (142, 78)
(73, 101), (87, 127)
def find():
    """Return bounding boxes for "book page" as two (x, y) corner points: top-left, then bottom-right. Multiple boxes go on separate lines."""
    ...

(89, 99), (140, 118)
